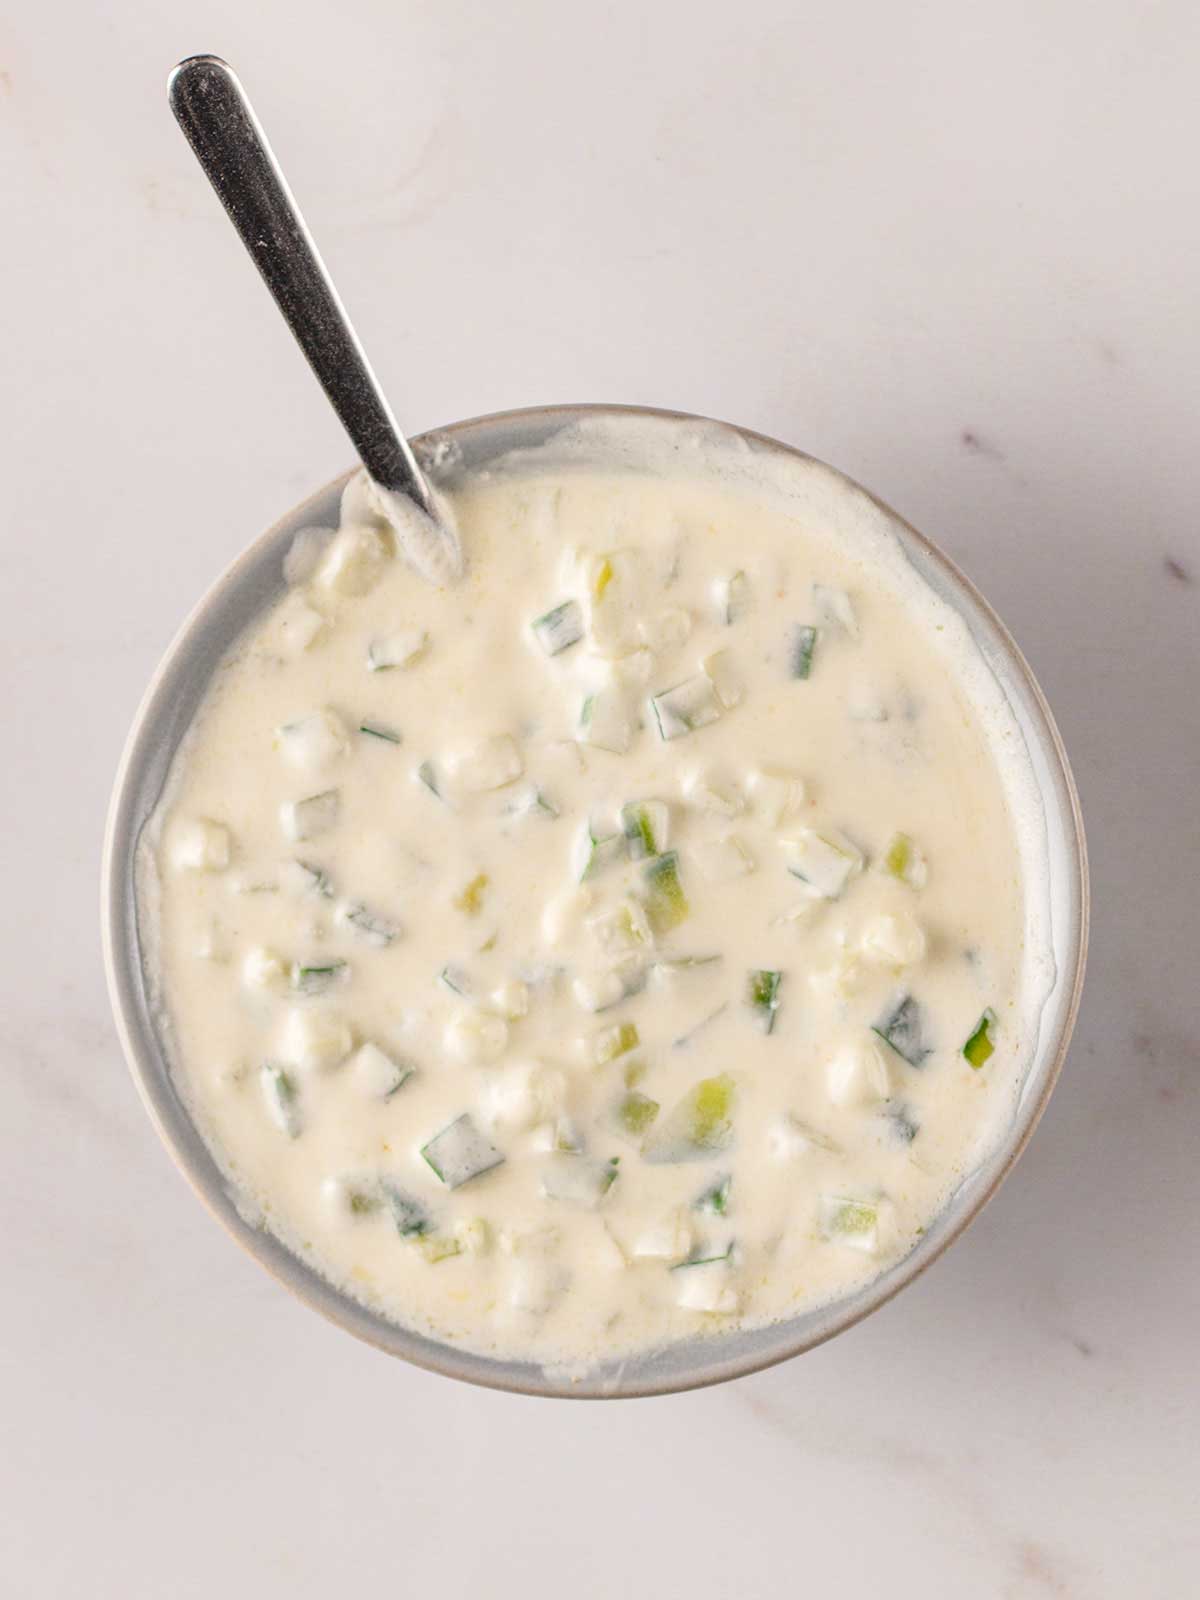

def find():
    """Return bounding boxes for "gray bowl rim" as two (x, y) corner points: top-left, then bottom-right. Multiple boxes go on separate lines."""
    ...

(102, 401), (1089, 1400)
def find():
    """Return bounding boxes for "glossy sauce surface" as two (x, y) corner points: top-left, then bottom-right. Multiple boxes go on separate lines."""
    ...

(146, 458), (1034, 1363)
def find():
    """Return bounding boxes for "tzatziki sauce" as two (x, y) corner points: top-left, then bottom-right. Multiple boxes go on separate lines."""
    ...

(143, 428), (1049, 1366)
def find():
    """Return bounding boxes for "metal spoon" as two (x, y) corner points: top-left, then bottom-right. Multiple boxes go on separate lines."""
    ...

(168, 54), (461, 582)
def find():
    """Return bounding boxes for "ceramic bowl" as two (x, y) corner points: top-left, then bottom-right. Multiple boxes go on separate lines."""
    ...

(102, 404), (1088, 1398)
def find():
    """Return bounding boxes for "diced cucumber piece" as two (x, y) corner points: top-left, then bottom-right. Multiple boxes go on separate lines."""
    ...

(359, 721), (402, 744)
(416, 764), (448, 812)
(747, 767), (806, 827)
(813, 583), (858, 635)
(621, 800), (670, 860)
(573, 819), (625, 882)
(571, 970), (623, 1014)
(516, 959), (566, 990)
(275, 709), (348, 771)
(644, 1074), (736, 1163)
(350, 1042), (413, 1099)
(781, 827), (862, 898)
(586, 901), (653, 957)
(443, 1010), (509, 1064)
(672, 1253), (738, 1313)
(382, 1181), (430, 1237)
(528, 789), (560, 819)
(290, 960), (347, 996)
(799, 1121), (842, 1153)
(508, 786), (559, 820)
(826, 1039), (890, 1106)
(284, 859), (333, 898)
(860, 911), (926, 968)
(506, 1255), (570, 1314)
(336, 902), (400, 947)
(651, 675), (722, 740)
(545, 1116), (585, 1154)
(772, 899), (823, 932)
(242, 946), (288, 992)
(643, 851), (690, 934)
(884, 1102), (920, 1144)
(367, 629), (427, 671)
(420, 1113), (505, 1189)
(609, 648), (654, 689)
(714, 570), (749, 624)
(415, 760), (445, 802)
(703, 649), (743, 709)
(963, 1008), (997, 1069)
(438, 963), (472, 998)
(768, 1115), (841, 1159)
(695, 1175), (731, 1215)
(455, 1217), (493, 1256)
(276, 1006), (352, 1072)
(872, 994), (932, 1067)
(540, 1154), (620, 1209)
(693, 833), (754, 883)
(819, 1195), (881, 1253)
(767, 1113), (814, 1160)
(489, 979), (529, 1020)
(571, 960), (645, 1014)
(452, 873), (490, 917)
(681, 770), (744, 818)
(671, 1242), (734, 1270)
(274, 595), (324, 657)
(484, 1063), (562, 1132)
(280, 789), (340, 841)
(746, 969), (783, 1034)
(788, 624), (817, 679)
(616, 1091), (659, 1137)
(639, 607), (692, 650)
(587, 552), (644, 657)
(883, 831), (928, 890)
(447, 734), (524, 793)
(260, 1063), (301, 1137)
(414, 1234), (463, 1264)
(619, 959), (650, 1001)
(594, 1020), (639, 1065)
(579, 688), (632, 754)
(531, 600), (584, 656)
(632, 1208), (696, 1260)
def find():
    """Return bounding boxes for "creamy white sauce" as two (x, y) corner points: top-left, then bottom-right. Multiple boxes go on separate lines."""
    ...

(144, 434), (1050, 1366)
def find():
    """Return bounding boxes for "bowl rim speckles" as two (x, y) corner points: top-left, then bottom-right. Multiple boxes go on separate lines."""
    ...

(101, 403), (1089, 1399)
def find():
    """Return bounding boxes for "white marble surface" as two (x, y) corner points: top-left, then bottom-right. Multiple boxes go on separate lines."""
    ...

(3, 1), (1198, 1594)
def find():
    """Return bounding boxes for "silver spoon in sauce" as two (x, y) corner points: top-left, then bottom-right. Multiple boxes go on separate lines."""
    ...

(168, 54), (461, 584)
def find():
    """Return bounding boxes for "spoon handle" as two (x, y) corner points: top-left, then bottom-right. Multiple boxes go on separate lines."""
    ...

(168, 54), (438, 519)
